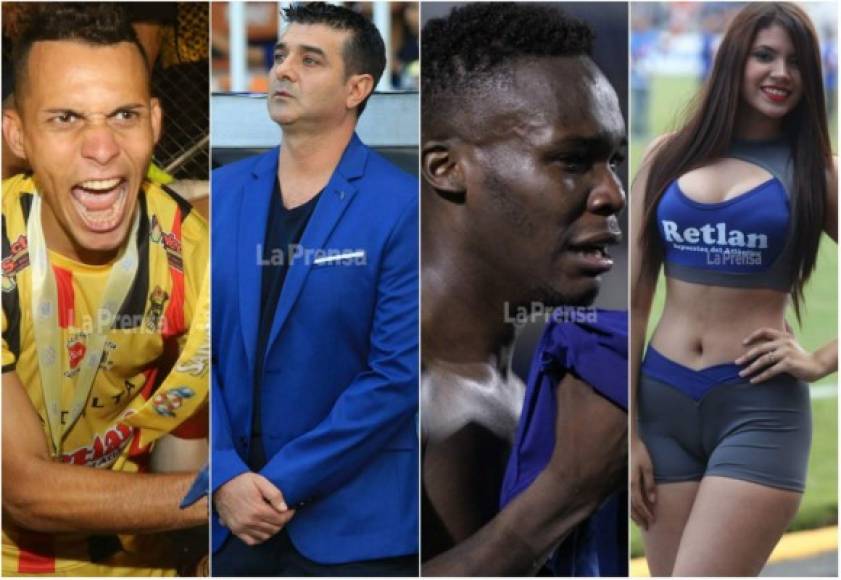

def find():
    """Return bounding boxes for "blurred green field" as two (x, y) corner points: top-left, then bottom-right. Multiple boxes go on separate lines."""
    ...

(629, 75), (838, 558)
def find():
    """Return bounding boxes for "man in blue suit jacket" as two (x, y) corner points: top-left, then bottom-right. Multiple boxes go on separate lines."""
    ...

(211, 3), (418, 576)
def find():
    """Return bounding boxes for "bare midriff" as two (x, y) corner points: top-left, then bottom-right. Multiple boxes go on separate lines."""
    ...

(648, 277), (789, 370)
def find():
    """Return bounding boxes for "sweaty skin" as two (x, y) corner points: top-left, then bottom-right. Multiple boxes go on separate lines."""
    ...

(421, 360), (524, 556)
(423, 372), (627, 576)
(422, 55), (627, 574)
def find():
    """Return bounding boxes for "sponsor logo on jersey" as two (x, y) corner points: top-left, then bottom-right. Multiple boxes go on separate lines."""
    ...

(175, 341), (209, 377)
(61, 410), (136, 467)
(2, 234), (29, 292)
(150, 215), (183, 271)
(145, 285), (169, 331)
(63, 334), (117, 378)
(661, 220), (768, 249)
(67, 335), (86, 370)
(152, 386), (195, 417)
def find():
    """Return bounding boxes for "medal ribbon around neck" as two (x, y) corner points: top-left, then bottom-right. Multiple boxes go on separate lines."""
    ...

(28, 192), (140, 457)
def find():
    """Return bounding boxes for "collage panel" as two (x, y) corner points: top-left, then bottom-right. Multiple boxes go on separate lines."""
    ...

(209, 1), (420, 576)
(629, 1), (838, 577)
(0, 0), (839, 578)
(1, 2), (210, 577)
(420, 2), (629, 576)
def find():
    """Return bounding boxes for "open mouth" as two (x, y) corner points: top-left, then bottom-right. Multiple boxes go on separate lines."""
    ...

(761, 86), (791, 103)
(572, 244), (610, 260)
(567, 243), (614, 274)
(70, 177), (128, 233)
(566, 228), (620, 275)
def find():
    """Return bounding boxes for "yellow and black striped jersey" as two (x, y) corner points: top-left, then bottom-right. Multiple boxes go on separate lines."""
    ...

(1, 174), (208, 576)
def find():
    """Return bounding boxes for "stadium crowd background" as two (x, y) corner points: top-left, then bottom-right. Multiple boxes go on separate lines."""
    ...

(211, 1), (419, 93)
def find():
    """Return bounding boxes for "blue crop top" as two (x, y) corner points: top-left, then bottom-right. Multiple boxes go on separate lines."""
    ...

(656, 139), (796, 291)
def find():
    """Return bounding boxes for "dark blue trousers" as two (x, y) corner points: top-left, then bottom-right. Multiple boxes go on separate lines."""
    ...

(212, 529), (418, 577)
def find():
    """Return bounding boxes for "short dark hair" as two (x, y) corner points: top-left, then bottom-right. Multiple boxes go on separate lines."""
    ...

(12, 3), (148, 100)
(283, 2), (386, 116)
(422, 2), (594, 121)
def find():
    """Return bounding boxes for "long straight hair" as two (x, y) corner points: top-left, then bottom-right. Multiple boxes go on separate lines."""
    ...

(639, 2), (831, 322)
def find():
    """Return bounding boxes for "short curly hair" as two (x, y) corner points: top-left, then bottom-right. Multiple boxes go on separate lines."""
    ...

(284, 2), (386, 116)
(12, 3), (147, 99)
(422, 2), (594, 123)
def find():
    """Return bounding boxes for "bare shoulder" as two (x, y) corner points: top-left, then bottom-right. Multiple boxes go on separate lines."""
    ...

(421, 362), (524, 445)
(639, 132), (676, 169)
(645, 132), (673, 158)
(632, 132), (674, 191)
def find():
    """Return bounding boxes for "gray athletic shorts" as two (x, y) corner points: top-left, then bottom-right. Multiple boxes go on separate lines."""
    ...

(637, 372), (811, 492)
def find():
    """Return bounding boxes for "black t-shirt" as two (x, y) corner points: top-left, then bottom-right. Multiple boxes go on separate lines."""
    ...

(248, 182), (321, 470)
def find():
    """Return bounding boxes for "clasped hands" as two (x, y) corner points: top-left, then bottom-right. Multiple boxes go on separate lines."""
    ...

(214, 472), (295, 546)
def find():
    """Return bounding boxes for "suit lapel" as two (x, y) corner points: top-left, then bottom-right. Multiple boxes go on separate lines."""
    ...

(263, 133), (369, 362)
(237, 147), (279, 376)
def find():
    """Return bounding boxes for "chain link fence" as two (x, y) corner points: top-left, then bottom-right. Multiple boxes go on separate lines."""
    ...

(151, 2), (209, 180)
(1, 2), (209, 182)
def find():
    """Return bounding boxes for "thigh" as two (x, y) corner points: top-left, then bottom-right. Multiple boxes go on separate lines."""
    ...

(640, 481), (700, 577)
(703, 379), (811, 492)
(637, 375), (706, 483)
(672, 475), (801, 576)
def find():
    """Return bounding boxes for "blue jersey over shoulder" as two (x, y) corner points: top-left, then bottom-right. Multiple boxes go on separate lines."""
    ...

(499, 309), (628, 576)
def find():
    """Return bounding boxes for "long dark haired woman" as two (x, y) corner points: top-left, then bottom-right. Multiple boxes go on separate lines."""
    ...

(630, 3), (837, 576)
